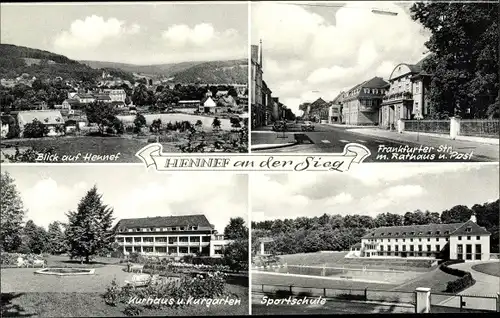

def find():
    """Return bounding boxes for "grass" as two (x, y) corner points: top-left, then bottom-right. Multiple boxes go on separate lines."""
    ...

(472, 263), (500, 277)
(389, 267), (459, 293)
(276, 252), (348, 265)
(0, 136), (180, 163)
(1, 282), (247, 317)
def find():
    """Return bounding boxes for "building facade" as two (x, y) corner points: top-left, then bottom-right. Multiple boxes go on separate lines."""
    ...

(342, 77), (389, 125)
(380, 56), (431, 129)
(357, 216), (490, 261)
(114, 215), (232, 258)
(102, 89), (127, 102)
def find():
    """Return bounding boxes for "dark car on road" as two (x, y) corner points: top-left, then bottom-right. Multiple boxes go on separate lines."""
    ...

(301, 121), (315, 131)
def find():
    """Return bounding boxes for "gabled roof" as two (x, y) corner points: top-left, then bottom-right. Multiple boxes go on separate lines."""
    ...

(362, 223), (466, 239)
(95, 94), (111, 101)
(114, 215), (213, 231)
(75, 93), (94, 99)
(17, 110), (64, 126)
(63, 99), (80, 104)
(449, 220), (491, 236)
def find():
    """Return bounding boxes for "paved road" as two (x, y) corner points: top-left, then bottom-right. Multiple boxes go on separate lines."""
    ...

(252, 124), (497, 162)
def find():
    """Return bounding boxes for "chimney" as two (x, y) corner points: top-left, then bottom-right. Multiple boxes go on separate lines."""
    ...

(469, 213), (477, 223)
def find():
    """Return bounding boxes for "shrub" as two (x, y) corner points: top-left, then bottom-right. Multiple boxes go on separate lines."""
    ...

(103, 278), (121, 306)
(123, 303), (142, 316)
(446, 272), (476, 293)
(23, 119), (48, 138)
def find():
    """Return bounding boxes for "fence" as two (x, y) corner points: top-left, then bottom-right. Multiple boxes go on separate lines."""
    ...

(252, 283), (500, 313)
(400, 118), (500, 140)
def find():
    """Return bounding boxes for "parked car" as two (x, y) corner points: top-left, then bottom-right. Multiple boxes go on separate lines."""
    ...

(272, 121), (287, 132)
(301, 121), (315, 131)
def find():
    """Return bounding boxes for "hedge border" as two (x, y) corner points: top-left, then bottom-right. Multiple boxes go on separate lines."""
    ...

(440, 260), (476, 293)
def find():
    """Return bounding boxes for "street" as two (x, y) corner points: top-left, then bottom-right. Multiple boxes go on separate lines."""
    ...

(251, 123), (499, 162)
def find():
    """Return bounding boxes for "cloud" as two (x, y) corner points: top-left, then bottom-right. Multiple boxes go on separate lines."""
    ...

(161, 23), (239, 48)
(252, 1), (430, 115)
(54, 15), (140, 49)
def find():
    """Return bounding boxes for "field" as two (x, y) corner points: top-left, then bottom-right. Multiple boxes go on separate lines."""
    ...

(472, 263), (500, 277)
(1, 255), (248, 317)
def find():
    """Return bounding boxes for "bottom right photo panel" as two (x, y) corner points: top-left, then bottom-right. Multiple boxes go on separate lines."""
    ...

(251, 163), (499, 315)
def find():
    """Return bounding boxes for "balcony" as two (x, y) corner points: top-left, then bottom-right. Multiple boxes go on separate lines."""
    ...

(382, 92), (413, 103)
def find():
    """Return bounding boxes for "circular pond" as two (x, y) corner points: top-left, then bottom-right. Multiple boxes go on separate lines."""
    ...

(34, 268), (95, 276)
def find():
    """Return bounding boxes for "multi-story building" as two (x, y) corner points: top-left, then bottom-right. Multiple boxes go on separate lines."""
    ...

(342, 77), (389, 125)
(380, 56), (431, 129)
(114, 215), (232, 258)
(328, 92), (344, 123)
(356, 215), (490, 261)
(251, 41), (264, 128)
(102, 89), (127, 103)
(306, 98), (329, 122)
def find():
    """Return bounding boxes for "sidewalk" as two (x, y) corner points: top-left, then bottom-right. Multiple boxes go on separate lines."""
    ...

(348, 128), (500, 161)
(251, 131), (297, 151)
(449, 260), (500, 297)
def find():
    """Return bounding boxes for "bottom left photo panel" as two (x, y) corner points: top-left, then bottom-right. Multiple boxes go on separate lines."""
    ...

(1, 166), (249, 317)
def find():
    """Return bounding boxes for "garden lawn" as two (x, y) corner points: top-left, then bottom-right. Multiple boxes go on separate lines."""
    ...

(472, 262), (500, 277)
(389, 267), (458, 293)
(277, 252), (348, 265)
(1, 136), (180, 163)
(1, 282), (248, 317)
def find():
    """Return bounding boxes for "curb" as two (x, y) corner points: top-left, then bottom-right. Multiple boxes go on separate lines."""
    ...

(251, 142), (299, 151)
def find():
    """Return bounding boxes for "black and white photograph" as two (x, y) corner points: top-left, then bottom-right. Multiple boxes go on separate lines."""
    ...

(250, 1), (499, 162)
(1, 166), (249, 317)
(251, 164), (500, 314)
(0, 2), (249, 163)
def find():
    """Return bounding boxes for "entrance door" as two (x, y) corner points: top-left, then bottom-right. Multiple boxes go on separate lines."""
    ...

(466, 245), (472, 260)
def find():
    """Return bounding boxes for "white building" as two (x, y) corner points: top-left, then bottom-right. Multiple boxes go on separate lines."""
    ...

(17, 110), (65, 137)
(103, 89), (127, 103)
(114, 215), (232, 258)
(356, 215), (490, 261)
(200, 97), (217, 113)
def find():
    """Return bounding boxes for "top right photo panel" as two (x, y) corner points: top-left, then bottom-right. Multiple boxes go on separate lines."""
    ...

(250, 1), (499, 162)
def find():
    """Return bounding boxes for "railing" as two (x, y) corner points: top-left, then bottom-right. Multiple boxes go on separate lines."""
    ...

(459, 119), (499, 138)
(431, 292), (497, 312)
(404, 120), (450, 134)
(252, 283), (416, 305)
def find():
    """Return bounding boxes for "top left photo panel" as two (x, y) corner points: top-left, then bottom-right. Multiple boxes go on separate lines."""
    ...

(0, 2), (249, 163)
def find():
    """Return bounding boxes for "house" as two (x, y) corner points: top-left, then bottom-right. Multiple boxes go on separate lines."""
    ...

(113, 214), (232, 258)
(73, 93), (95, 104)
(200, 97), (217, 113)
(342, 77), (390, 126)
(17, 110), (65, 137)
(33, 101), (48, 110)
(62, 99), (80, 110)
(306, 97), (330, 122)
(380, 56), (432, 129)
(178, 100), (201, 109)
(216, 90), (229, 98)
(357, 214), (490, 261)
(94, 94), (112, 103)
(328, 92), (344, 123)
(102, 89), (127, 102)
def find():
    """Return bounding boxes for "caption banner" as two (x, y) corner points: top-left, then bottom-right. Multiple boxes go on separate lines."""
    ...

(136, 143), (371, 172)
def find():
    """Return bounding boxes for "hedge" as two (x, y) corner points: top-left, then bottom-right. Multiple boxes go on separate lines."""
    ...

(440, 260), (476, 293)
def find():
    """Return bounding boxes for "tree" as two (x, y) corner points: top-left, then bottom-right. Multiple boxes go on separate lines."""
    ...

(133, 114), (147, 133)
(441, 205), (472, 223)
(132, 84), (150, 106)
(212, 117), (221, 131)
(85, 101), (118, 135)
(0, 172), (25, 252)
(230, 117), (241, 129)
(195, 120), (203, 130)
(47, 221), (66, 254)
(23, 119), (48, 138)
(150, 118), (162, 133)
(224, 217), (248, 240)
(228, 87), (238, 97)
(20, 220), (48, 254)
(410, 2), (499, 118)
(65, 186), (115, 263)
(223, 239), (248, 272)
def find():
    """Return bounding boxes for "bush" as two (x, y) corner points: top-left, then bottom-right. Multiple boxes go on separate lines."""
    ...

(103, 278), (121, 306)
(23, 119), (48, 138)
(446, 272), (476, 293)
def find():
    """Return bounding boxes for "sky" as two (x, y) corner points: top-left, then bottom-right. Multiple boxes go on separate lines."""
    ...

(251, 1), (430, 115)
(2, 166), (248, 233)
(252, 164), (500, 222)
(0, 2), (248, 64)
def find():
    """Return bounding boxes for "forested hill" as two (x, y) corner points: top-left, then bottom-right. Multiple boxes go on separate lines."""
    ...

(252, 199), (500, 255)
(81, 59), (248, 84)
(0, 44), (132, 82)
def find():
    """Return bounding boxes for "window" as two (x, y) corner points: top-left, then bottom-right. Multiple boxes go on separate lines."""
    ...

(465, 227), (471, 233)
(136, 228), (140, 232)
(436, 245), (440, 251)
(475, 244), (481, 260)
(388, 245), (391, 252)
(388, 239), (391, 242)
(380, 245), (384, 251)
(466, 244), (472, 260)
(395, 239), (398, 242)
(410, 238), (414, 242)
(427, 238), (430, 242)
(410, 245), (414, 252)
(403, 238), (406, 242)
(444, 231), (449, 235)
(458, 236), (462, 240)
(402, 232), (406, 235)
(467, 236), (471, 240)
(427, 231), (432, 235)
(419, 238), (422, 242)
(446, 238), (449, 241)
(402, 245), (406, 251)
(395, 245), (399, 252)
(436, 238), (439, 241)
(436, 231), (441, 235)
(427, 245), (431, 252)
(457, 245), (463, 260)
(418, 245), (422, 252)
(476, 236), (480, 240)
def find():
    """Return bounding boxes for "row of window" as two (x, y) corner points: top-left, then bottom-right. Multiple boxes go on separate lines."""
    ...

(379, 244), (441, 252)
(119, 225), (200, 233)
(118, 236), (211, 243)
(370, 227), (474, 238)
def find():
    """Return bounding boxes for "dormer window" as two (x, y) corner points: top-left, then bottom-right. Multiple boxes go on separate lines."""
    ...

(381, 233), (385, 236)
(410, 232), (415, 235)
(444, 231), (449, 235)
(427, 231), (431, 235)
(418, 232), (422, 235)
(436, 231), (441, 235)
(402, 232), (406, 235)
(465, 227), (471, 233)
(388, 233), (392, 236)
(136, 228), (140, 232)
